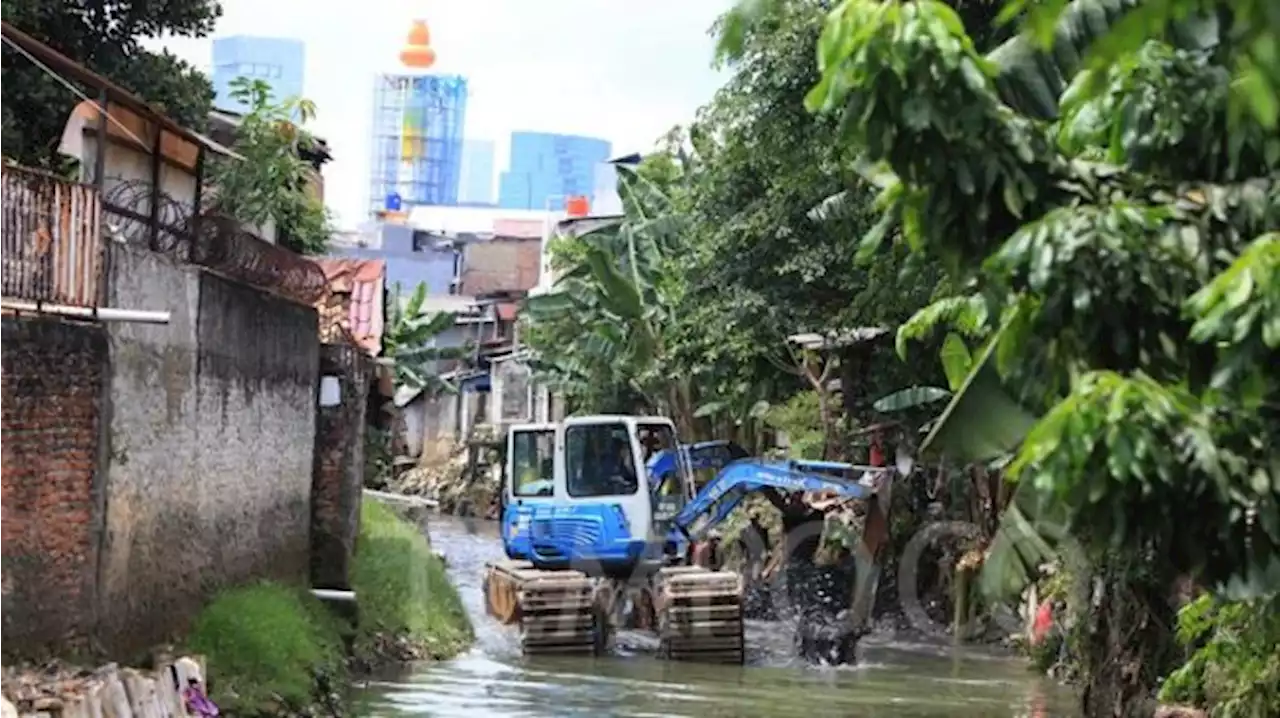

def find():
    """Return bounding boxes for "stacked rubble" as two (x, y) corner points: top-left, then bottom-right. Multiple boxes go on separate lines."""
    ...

(392, 426), (503, 518)
(2, 656), (206, 718)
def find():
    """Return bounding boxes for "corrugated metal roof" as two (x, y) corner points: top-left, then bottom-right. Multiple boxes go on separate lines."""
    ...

(315, 258), (386, 356)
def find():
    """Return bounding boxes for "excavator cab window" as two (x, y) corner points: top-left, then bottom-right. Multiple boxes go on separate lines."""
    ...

(511, 429), (554, 497)
(637, 423), (687, 499)
(566, 422), (639, 497)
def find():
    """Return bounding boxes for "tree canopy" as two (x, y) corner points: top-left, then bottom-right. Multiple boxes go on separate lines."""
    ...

(1, 0), (221, 169)
(712, 0), (1278, 712)
(524, 0), (948, 453)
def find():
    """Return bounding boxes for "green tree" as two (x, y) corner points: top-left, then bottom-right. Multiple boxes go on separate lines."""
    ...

(207, 77), (333, 255)
(526, 0), (952, 454)
(1, 0), (220, 169)
(724, 0), (1279, 713)
(688, 0), (948, 449)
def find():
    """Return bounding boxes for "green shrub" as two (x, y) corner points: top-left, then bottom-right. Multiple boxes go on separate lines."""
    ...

(351, 500), (472, 662)
(187, 582), (346, 714)
(1160, 595), (1280, 717)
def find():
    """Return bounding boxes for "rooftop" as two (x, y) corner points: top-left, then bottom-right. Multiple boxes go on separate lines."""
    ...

(314, 258), (387, 355)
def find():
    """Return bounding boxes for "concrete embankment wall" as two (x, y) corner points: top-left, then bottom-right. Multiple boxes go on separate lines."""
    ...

(1, 244), (322, 659)
(96, 246), (320, 650)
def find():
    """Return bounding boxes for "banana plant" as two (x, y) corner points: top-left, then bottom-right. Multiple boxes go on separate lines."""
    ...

(877, 319), (1053, 601)
(522, 164), (699, 432)
(871, 332), (973, 413)
(384, 281), (469, 396)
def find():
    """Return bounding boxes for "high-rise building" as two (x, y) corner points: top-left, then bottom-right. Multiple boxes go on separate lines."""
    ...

(211, 36), (305, 112)
(497, 132), (612, 210)
(367, 20), (468, 216)
(458, 139), (496, 205)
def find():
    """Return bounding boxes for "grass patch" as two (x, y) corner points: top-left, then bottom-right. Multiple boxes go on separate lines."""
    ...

(187, 582), (347, 715)
(350, 500), (472, 665)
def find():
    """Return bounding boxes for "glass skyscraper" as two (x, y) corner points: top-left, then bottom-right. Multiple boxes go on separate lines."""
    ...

(211, 36), (305, 112)
(458, 139), (496, 205)
(497, 132), (612, 210)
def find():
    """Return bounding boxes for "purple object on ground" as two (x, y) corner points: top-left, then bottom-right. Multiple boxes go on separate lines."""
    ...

(183, 686), (220, 717)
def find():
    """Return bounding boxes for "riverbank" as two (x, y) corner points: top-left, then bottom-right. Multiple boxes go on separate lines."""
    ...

(187, 500), (472, 717)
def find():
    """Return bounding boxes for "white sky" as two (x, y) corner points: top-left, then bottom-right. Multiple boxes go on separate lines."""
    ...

(146, 0), (733, 229)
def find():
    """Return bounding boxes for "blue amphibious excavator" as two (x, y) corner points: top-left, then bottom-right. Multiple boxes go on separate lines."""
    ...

(482, 415), (893, 664)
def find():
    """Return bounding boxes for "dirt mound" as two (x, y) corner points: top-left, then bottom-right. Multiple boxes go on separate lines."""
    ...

(392, 428), (502, 518)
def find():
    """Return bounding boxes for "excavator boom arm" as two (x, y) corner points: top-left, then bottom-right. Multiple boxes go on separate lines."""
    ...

(672, 460), (882, 542)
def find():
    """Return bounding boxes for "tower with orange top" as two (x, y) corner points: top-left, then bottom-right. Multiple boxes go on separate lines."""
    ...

(367, 18), (468, 217)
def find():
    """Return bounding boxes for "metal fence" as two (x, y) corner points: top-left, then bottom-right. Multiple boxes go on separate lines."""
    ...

(99, 177), (328, 306)
(1, 164), (103, 306)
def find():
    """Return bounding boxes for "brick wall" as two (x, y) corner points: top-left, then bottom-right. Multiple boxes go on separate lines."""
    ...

(460, 237), (540, 295)
(311, 342), (372, 590)
(1, 317), (108, 659)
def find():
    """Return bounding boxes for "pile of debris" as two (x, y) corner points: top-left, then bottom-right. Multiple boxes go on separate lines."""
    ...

(392, 426), (503, 518)
(2, 656), (207, 718)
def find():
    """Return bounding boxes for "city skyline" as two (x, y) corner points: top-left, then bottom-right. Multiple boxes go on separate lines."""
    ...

(498, 132), (612, 211)
(148, 0), (732, 228)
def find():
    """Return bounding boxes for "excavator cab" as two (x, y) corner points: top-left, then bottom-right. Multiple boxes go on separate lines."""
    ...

(501, 415), (691, 574)
(501, 423), (556, 560)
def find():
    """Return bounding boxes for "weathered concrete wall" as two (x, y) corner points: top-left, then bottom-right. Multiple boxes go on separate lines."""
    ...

(460, 237), (540, 295)
(1, 317), (108, 659)
(97, 245), (319, 652)
(311, 343), (371, 590)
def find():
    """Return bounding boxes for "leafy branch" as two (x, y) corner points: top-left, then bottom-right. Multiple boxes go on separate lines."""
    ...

(206, 77), (333, 255)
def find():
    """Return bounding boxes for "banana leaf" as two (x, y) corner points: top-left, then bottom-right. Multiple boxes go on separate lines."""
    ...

(873, 385), (952, 412)
(990, 0), (1220, 121)
(939, 332), (973, 391)
(918, 323), (1038, 464)
(584, 246), (645, 320)
(980, 481), (1078, 601)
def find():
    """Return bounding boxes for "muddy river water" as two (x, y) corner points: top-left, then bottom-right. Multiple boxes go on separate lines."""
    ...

(354, 515), (1079, 717)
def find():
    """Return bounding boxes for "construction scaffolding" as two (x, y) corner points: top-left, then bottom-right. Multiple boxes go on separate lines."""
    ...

(368, 73), (468, 216)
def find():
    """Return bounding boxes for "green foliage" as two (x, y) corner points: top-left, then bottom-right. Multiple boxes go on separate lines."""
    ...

(796, 0), (1280, 595)
(187, 582), (346, 715)
(523, 162), (696, 425)
(1, 0), (219, 170)
(763, 391), (830, 459)
(207, 77), (332, 255)
(526, 0), (944, 441)
(363, 426), (394, 490)
(351, 501), (472, 662)
(1160, 595), (1280, 717)
(1001, 0), (1280, 129)
(722, 0), (1280, 710)
(384, 281), (466, 396)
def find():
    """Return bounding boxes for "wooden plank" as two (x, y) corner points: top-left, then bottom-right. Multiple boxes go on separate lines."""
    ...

(663, 604), (742, 619)
(523, 643), (598, 655)
(519, 596), (595, 607)
(659, 621), (743, 639)
(659, 591), (742, 605)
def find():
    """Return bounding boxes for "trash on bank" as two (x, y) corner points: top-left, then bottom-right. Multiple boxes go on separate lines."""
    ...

(2, 655), (212, 718)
